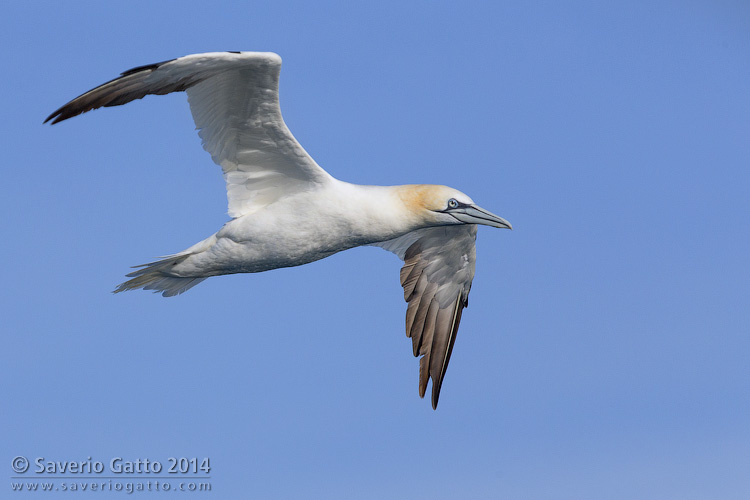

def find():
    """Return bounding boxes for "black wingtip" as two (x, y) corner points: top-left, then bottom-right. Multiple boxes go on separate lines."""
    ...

(431, 380), (443, 410)
(43, 110), (62, 125)
(119, 58), (173, 77)
(44, 56), (179, 126)
(44, 107), (80, 125)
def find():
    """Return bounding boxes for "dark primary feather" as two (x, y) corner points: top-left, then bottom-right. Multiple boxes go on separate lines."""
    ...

(44, 57), (193, 124)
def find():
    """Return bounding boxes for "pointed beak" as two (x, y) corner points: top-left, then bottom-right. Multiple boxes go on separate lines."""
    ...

(450, 205), (512, 229)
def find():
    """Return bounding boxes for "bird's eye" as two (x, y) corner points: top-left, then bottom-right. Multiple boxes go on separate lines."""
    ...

(447, 198), (459, 209)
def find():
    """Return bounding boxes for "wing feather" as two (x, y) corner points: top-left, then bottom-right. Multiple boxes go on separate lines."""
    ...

(45, 51), (333, 217)
(429, 295), (464, 408)
(418, 300), (440, 398)
(376, 225), (477, 408)
(408, 281), (438, 356)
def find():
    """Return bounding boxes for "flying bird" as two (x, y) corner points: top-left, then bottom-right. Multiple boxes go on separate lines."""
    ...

(45, 51), (511, 409)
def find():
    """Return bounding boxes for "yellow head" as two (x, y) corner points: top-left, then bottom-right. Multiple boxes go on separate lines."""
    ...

(395, 184), (512, 229)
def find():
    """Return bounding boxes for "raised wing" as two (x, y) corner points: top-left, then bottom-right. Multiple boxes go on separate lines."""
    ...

(377, 225), (477, 409)
(45, 51), (333, 217)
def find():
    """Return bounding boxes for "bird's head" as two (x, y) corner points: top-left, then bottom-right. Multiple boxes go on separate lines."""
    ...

(398, 184), (512, 230)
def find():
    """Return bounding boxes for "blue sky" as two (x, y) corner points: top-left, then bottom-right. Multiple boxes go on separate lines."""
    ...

(3, 1), (749, 498)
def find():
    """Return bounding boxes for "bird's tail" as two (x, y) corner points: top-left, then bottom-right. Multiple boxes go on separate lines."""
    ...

(113, 254), (206, 297)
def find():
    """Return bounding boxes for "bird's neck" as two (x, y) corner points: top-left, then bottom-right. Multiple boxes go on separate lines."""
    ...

(327, 181), (426, 244)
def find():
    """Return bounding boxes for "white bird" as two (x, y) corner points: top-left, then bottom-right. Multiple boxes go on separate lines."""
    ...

(46, 51), (511, 409)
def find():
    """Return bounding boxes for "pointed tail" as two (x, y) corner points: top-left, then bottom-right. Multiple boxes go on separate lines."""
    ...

(114, 254), (207, 297)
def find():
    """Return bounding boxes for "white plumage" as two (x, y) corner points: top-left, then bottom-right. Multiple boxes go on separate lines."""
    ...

(46, 51), (512, 408)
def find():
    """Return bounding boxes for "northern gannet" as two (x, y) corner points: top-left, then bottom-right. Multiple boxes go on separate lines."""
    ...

(45, 52), (512, 409)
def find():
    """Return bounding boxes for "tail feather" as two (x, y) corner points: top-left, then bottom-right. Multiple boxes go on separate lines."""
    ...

(114, 254), (206, 297)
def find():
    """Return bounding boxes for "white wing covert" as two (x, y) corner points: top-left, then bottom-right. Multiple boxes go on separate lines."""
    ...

(377, 225), (477, 409)
(45, 52), (333, 217)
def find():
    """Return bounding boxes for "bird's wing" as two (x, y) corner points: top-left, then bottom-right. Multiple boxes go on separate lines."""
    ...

(376, 225), (478, 409)
(45, 51), (333, 217)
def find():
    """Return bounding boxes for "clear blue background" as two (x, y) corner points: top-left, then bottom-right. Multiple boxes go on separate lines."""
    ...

(3, 1), (749, 498)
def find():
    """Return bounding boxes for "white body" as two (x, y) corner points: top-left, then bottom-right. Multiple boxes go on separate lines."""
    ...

(178, 182), (424, 276)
